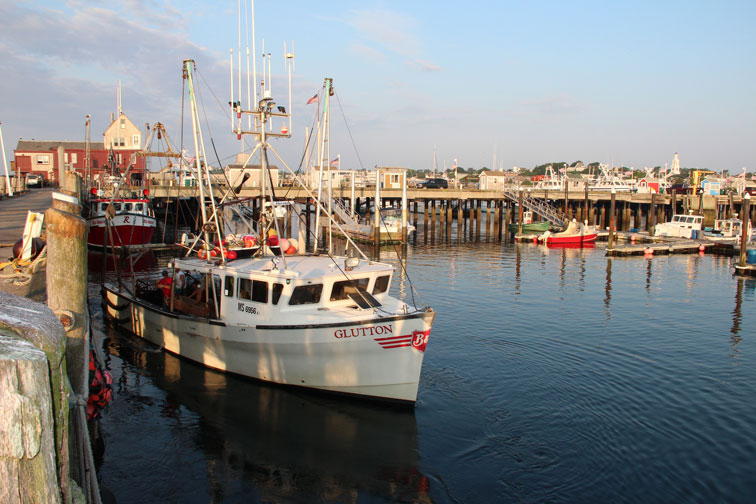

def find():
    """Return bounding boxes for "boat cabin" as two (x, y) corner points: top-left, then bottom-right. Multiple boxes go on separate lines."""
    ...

(170, 256), (394, 323)
(713, 218), (752, 239)
(89, 198), (154, 218)
(654, 214), (704, 238)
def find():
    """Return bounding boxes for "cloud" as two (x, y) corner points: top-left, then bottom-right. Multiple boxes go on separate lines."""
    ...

(346, 8), (440, 72)
(405, 59), (441, 72)
(349, 44), (386, 64)
(0, 2), (230, 150)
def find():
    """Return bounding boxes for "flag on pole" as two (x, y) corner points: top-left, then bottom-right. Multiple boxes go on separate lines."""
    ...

(306, 94), (318, 105)
(330, 157), (340, 167)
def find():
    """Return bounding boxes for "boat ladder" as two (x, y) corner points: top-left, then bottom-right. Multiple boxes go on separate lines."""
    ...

(502, 189), (565, 229)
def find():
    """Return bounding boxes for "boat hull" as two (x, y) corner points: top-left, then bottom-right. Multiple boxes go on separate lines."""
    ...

(102, 285), (434, 403)
(542, 233), (597, 245)
(88, 213), (157, 247)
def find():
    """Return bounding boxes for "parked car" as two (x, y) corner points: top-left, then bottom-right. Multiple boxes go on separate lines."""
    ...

(419, 178), (448, 189)
(26, 174), (43, 188)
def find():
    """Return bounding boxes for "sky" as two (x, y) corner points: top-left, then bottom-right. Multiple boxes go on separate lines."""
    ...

(1, 0), (754, 175)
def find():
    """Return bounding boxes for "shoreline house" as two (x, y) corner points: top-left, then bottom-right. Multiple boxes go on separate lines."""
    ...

(479, 170), (509, 190)
(14, 111), (146, 186)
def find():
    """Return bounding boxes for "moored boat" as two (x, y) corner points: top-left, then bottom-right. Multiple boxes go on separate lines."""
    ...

(86, 192), (156, 248)
(654, 213), (704, 238)
(508, 210), (550, 234)
(102, 58), (435, 403)
(538, 219), (597, 245)
(703, 217), (752, 243)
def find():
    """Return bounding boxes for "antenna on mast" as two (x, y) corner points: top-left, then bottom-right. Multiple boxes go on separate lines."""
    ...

(285, 40), (295, 136)
(117, 81), (122, 116)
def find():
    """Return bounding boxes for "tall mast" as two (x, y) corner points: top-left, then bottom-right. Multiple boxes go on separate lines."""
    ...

(184, 59), (224, 263)
(85, 115), (91, 187)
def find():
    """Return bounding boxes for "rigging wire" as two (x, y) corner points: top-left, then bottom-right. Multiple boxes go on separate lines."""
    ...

(331, 90), (423, 309)
(184, 65), (427, 310)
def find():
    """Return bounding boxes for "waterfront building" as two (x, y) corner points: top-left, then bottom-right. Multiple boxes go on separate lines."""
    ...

(479, 170), (509, 190)
(14, 111), (146, 185)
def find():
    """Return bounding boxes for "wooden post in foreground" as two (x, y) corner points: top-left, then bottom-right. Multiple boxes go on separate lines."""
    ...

(46, 204), (102, 503)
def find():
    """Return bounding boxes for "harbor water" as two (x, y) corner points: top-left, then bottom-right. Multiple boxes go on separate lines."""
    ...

(90, 232), (756, 503)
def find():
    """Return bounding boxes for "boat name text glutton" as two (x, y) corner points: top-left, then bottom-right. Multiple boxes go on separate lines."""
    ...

(334, 325), (393, 339)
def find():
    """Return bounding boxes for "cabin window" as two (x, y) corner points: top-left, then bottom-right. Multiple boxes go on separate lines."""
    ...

(373, 275), (390, 294)
(330, 278), (369, 301)
(252, 280), (268, 303)
(124, 203), (132, 211)
(238, 278), (252, 300)
(289, 284), (322, 305)
(101, 203), (109, 212)
(112, 203), (122, 212)
(224, 276), (234, 297)
(272, 283), (283, 305)
(135, 203), (143, 212)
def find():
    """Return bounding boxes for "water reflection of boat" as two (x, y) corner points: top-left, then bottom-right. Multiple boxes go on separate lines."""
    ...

(102, 327), (431, 503)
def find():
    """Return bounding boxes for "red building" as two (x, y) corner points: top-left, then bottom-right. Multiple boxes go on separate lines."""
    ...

(13, 112), (147, 185)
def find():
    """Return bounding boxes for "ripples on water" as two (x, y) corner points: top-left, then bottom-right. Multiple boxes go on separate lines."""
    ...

(91, 234), (756, 503)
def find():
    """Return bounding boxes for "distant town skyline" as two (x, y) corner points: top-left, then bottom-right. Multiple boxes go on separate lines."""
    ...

(1, 1), (754, 175)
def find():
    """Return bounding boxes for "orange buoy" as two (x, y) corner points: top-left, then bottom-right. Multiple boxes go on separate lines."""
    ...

(226, 250), (238, 260)
(198, 248), (207, 259)
(698, 245), (705, 253)
(243, 235), (257, 248)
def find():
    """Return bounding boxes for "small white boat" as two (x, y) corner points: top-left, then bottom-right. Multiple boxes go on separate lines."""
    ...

(704, 218), (752, 242)
(654, 214), (704, 238)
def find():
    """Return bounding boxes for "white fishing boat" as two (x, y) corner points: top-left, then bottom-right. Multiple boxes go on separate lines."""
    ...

(654, 213), (704, 238)
(704, 217), (752, 243)
(534, 166), (564, 190)
(102, 57), (435, 403)
(588, 164), (636, 192)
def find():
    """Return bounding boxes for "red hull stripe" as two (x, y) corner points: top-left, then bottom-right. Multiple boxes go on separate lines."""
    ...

(375, 333), (414, 349)
(375, 335), (413, 342)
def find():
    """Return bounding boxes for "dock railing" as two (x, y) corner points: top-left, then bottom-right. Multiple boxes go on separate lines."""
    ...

(502, 188), (565, 229)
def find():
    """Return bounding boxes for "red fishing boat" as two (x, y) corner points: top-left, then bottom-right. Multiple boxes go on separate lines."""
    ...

(87, 190), (157, 248)
(538, 220), (598, 245)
